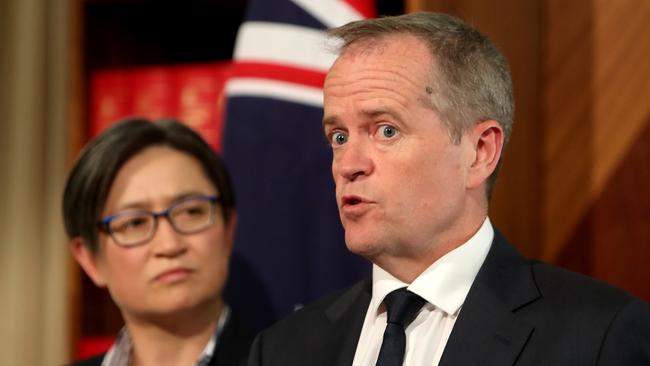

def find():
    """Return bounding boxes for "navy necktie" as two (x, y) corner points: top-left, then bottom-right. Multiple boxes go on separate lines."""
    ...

(375, 288), (426, 366)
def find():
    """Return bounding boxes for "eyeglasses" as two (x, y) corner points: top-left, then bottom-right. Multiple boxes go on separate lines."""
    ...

(99, 195), (220, 247)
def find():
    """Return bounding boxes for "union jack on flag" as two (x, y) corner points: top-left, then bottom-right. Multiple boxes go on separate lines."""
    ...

(223, 0), (375, 333)
(227, 0), (375, 105)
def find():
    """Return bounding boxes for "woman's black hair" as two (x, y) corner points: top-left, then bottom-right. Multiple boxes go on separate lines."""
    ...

(62, 118), (235, 253)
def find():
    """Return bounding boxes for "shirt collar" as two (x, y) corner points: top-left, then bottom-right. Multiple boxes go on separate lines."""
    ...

(198, 305), (230, 365)
(370, 217), (494, 316)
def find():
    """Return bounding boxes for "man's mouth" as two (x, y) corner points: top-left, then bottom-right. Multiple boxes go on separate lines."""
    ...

(343, 196), (364, 206)
(340, 195), (374, 219)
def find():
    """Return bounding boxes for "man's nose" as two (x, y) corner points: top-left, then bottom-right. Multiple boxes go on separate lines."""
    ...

(151, 218), (188, 258)
(333, 139), (374, 182)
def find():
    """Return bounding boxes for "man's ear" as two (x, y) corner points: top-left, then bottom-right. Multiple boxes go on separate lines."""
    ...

(70, 237), (107, 287)
(466, 119), (504, 190)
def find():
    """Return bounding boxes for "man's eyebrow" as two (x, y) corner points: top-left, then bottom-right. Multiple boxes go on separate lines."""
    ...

(322, 115), (338, 128)
(322, 107), (402, 128)
(360, 107), (402, 121)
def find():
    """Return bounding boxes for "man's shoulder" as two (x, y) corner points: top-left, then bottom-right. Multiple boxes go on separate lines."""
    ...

(265, 279), (371, 335)
(491, 229), (638, 305)
(508, 250), (650, 363)
(248, 280), (371, 365)
(530, 260), (640, 309)
(488, 230), (645, 319)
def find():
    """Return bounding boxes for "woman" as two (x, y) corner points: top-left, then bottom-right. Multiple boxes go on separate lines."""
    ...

(63, 119), (250, 366)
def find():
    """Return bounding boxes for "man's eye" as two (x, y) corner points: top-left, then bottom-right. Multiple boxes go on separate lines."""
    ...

(330, 131), (348, 145)
(378, 125), (398, 138)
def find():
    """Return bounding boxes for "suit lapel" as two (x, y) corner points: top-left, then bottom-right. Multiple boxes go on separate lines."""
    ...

(324, 279), (372, 366)
(439, 231), (540, 366)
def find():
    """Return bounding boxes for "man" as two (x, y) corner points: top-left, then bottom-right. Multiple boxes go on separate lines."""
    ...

(248, 12), (650, 365)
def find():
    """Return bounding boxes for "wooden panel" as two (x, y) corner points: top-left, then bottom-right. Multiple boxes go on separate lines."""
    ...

(542, 0), (594, 261)
(545, 0), (650, 262)
(405, 0), (423, 13)
(561, 117), (650, 302)
(592, 0), (650, 197)
(592, 118), (650, 300)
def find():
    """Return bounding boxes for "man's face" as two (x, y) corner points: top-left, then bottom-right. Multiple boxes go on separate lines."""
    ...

(323, 35), (477, 270)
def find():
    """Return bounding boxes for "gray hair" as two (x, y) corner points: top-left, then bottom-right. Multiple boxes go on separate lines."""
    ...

(328, 12), (514, 191)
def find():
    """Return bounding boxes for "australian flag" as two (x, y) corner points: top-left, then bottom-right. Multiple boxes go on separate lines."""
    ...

(222, 0), (375, 333)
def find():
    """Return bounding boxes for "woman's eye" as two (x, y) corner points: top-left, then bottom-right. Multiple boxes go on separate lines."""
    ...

(378, 125), (398, 138)
(182, 206), (206, 217)
(114, 216), (149, 233)
(127, 217), (147, 227)
(330, 131), (348, 146)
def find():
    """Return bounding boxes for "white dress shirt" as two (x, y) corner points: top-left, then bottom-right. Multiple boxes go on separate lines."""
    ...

(351, 218), (494, 366)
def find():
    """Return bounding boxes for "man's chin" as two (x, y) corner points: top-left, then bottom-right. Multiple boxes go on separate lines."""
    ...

(344, 236), (382, 259)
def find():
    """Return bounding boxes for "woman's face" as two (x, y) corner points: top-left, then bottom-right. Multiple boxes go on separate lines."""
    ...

(74, 146), (234, 321)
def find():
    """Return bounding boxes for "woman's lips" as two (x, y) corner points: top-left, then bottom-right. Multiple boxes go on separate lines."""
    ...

(154, 267), (194, 284)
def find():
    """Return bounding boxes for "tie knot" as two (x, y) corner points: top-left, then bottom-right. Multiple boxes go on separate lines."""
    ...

(383, 287), (426, 327)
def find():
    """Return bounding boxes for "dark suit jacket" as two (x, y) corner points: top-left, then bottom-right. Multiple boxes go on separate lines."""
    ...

(248, 231), (650, 365)
(71, 311), (252, 366)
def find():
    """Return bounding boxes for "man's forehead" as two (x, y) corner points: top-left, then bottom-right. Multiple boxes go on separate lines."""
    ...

(338, 32), (426, 58)
(337, 36), (392, 58)
(324, 35), (437, 114)
(328, 33), (433, 76)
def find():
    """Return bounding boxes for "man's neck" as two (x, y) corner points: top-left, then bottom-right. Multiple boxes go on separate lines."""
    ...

(373, 214), (488, 283)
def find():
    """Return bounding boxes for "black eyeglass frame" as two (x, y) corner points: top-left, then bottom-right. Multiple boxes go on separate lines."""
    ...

(98, 194), (220, 247)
